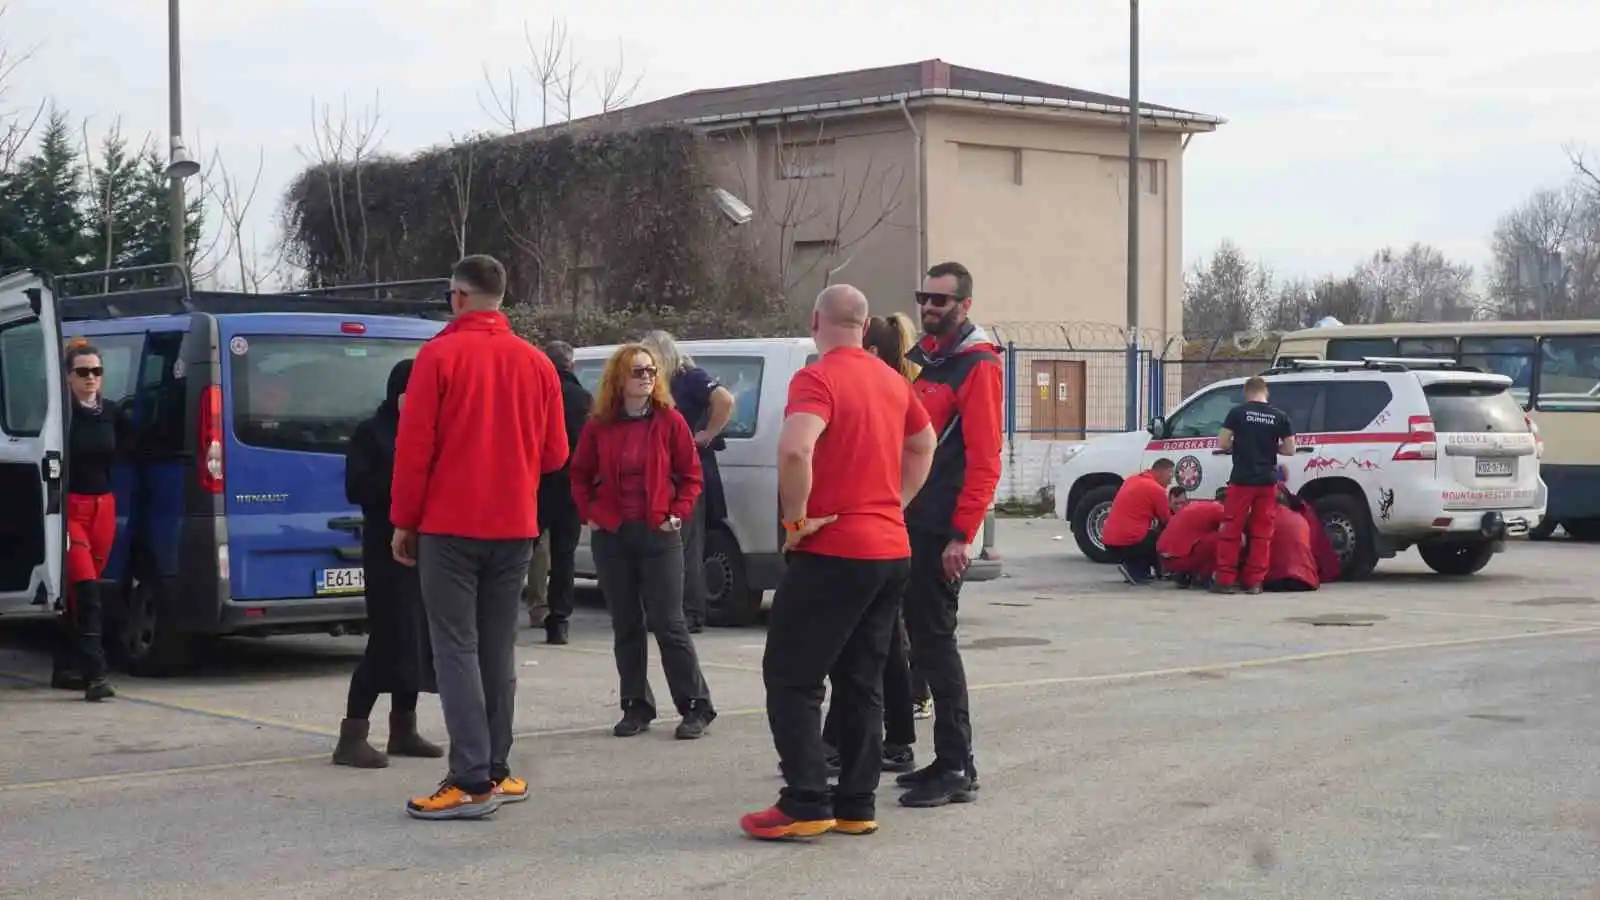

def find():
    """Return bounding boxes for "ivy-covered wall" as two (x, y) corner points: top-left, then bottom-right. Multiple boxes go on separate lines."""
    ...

(280, 126), (800, 344)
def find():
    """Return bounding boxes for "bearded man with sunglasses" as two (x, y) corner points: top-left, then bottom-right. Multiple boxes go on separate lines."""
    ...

(896, 260), (1003, 808)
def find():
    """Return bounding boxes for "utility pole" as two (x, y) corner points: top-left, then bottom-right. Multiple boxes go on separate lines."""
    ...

(166, 0), (200, 284)
(1125, 0), (1142, 431)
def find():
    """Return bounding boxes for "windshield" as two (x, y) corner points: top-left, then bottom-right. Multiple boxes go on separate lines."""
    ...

(1423, 382), (1529, 434)
(229, 335), (424, 454)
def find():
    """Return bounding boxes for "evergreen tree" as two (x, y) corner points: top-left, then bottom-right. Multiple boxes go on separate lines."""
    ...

(124, 145), (205, 279)
(84, 127), (145, 288)
(10, 106), (91, 276)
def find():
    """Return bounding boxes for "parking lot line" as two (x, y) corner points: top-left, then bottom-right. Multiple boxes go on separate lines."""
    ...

(6, 624), (1595, 794)
(1396, 608), (1600, 627)
(0, 670), (339, 739)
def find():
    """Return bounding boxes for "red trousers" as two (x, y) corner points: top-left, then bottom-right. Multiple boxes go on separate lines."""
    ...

(1215, 484), (1278, 587)
(66, 493), (116, 593)
(1163, 532), (1220, 581)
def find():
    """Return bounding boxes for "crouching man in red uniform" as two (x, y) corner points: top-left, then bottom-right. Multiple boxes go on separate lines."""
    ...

(1158, 488), (1226, 588)
(1265, 486), (1341, 591)
(1101, 459), (1177, 585)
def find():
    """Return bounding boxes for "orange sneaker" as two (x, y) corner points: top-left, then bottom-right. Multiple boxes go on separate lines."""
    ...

(405, 782), (498, 820)
(492, 775), (529, 804)
(831, 819), (879, 836)
(739, 805), (835, 840)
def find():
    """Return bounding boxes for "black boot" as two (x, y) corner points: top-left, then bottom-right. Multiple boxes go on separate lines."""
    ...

(386, 711), (444, 759)
(72, 581), (113, 702)
(544, 619), (569, 646)
(332, 718), (389, 768)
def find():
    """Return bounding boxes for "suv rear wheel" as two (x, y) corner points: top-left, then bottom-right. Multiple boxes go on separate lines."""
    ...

(1313, 492), (1379, 581)
(1070, 485), (1119, 563)
(703, 528), (763, 627)
(1418, 541), (1494, 576)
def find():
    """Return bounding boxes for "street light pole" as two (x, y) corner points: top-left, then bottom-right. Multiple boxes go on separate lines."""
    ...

(166, 0), (200, 283)
(1125, 0), (1142, 431)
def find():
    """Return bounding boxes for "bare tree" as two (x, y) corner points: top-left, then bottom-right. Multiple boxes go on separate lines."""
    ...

(443, 132), (478, 258)
(209, 147), (283, 291)
(478, 19), (645, 133)
(299, 93), (386, 282)
(0, 5), (43, 174)
(1352, 244), (1476, 323)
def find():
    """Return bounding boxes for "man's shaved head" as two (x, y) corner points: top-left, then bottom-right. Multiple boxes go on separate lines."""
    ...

(815, 284), (868, 327)
(811, 284), (870, 353)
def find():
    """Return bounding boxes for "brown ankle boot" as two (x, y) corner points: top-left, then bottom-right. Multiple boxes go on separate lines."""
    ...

(332, 718), (389, 768)
(386, 711), (444, 759)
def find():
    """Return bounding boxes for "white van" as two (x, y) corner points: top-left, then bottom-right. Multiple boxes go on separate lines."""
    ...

(0, 272), (67, 623)
(570, 337), (1001, 626)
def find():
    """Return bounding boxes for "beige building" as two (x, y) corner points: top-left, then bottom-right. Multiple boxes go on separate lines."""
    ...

(574, 58), (1224, 339)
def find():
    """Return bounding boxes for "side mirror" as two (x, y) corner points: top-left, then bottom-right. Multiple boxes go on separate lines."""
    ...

(1147, 416), (1166, 438)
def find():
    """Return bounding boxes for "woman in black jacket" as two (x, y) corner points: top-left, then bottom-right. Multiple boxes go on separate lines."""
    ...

(332, 359), (443, 768)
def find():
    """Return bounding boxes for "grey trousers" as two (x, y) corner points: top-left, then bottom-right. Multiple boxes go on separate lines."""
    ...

(592, 523), (713, 718)
(417, 533), (534, 790)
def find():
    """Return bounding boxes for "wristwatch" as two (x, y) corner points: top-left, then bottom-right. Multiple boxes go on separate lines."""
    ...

(782, 518), (807, 533)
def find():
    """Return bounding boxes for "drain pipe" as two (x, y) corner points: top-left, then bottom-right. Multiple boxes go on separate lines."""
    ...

(899, 96), (925, 280)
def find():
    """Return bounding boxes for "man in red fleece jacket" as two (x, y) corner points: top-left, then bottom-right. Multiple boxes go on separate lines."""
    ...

(898, 261), (1004, 809)
(390, 254), (568, 821)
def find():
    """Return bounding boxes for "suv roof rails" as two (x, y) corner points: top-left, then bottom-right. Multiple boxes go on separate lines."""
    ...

(54, 266), (451, 322)
(1258, 356), (1484, 377)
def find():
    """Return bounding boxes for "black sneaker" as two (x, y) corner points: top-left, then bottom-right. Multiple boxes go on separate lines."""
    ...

(84, 680), (116, 703)
(895, 761), (982, 791)
(1243, 584), (1263, 595)
(881, 744), (916, 773)
(898, 767), (977, 808)
(612, 709), (652, 737)
(686, 618), (705, 635)
(673, 702), (715, 740)
(544, 621), (569, 645)
(1209, 581), (1238, 595)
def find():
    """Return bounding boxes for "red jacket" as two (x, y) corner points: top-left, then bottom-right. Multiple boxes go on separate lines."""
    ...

(1266, 504), (1320, 588)
(390, 311), (568, 539)
(1102, 471), (1174, 547)
(1157, 500), (1224, 559)
(905, 325), (1003, 544)
(569, 406), (703, 533)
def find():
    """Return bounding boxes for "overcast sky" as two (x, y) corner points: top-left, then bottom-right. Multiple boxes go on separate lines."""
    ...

(7, 0), (1598, 287)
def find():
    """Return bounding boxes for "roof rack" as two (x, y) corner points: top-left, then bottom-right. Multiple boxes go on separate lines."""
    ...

(54, 265), (451, 322)
(1258, 356), (1484, 377)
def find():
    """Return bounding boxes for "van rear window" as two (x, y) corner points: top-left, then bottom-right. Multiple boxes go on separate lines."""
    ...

(230, 336), (423, 454)
(1423, 383), (1529, 434)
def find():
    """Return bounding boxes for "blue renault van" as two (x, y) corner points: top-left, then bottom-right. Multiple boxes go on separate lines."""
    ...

(49, 265), (448, 674)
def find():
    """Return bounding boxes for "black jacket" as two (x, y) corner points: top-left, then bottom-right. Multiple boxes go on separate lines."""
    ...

(539, 368), (593, 524)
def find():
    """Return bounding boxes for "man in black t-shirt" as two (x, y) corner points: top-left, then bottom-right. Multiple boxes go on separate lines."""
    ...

(1213, 376), (1296, 594)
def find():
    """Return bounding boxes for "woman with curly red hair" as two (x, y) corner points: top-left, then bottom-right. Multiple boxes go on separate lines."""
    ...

(570, 344), (716, 740)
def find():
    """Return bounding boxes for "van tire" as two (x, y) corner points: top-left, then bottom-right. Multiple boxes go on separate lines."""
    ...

(108, 572), (195, 677)
(703, 528), (762, 628)
(1071, 485), (1120, 564)
(1418, 541), (1495, 576)
(1313, 492), (1379, 582)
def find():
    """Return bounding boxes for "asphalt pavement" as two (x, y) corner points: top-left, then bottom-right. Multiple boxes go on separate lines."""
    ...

(2, 521), (1597, 899)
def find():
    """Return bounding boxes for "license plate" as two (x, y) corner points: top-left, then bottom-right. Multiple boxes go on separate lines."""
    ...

(1475, 458), (1514, 477)
(316, 567), (365, 595)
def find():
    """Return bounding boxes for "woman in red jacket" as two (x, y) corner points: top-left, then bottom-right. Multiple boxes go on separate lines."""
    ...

(570, 344), (716, 741)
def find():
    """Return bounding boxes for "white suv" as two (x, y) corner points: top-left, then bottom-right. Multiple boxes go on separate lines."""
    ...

(1053, 358), (1547, 579)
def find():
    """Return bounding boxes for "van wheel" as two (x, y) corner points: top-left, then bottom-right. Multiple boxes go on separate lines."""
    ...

(1528, 518), (1559, 541)
(1418, 541), (1494, 576)
(108, 574), (194, 677)
(1314, 493), (1379, 581)
(1071, 485), (1120, 563)
(703, 528), (762, 628)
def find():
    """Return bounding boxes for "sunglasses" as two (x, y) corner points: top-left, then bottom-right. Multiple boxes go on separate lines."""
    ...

(71, 366), (104, 378)
(630, 366), (658, 380)
(915, 291), (962, 308)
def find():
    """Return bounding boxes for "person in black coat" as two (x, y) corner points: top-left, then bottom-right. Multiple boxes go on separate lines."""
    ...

(332, 359), (444, 768)
(532, 340), (593, 645)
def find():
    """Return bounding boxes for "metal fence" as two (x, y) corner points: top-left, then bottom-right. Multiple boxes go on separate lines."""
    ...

(991, 325), (1282, 444)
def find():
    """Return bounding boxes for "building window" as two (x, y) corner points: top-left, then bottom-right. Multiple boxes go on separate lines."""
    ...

(777, 139), (835, 180)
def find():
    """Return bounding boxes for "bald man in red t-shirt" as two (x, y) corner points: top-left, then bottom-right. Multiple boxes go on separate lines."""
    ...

(740, 285), (937, 842)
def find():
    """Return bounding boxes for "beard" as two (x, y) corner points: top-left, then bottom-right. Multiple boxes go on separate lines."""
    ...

(921, 305), (960, 337)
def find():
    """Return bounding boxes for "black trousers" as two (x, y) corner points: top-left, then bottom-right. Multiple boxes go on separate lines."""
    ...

(765, 551), (909, 822)
(592, 523), (712, 718)
(1107, 529), (1160, 574)
(903, 529), (974, 776)
(542, 507), (582, 624)
(822, 608), (916, 748)
(680, 497), (709, 625)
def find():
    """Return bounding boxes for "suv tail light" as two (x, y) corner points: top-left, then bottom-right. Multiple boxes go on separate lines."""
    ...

(1393, 415), (1437, 461)
(1525, 413), (1543, 458)
(198, 384), (224, 493)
